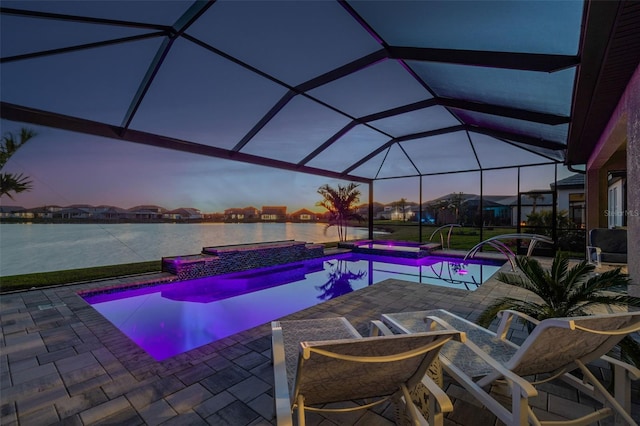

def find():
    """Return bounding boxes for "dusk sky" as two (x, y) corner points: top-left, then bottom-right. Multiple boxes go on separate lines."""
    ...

(0, 117), (571, 212)
(0, 119), (363, 212)
(0, 1), (578, 212)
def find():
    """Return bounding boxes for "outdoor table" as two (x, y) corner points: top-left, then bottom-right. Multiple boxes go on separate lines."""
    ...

(381, 309), (519, 378)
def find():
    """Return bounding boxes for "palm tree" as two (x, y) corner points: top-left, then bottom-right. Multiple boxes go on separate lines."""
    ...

(477, 252), (640, 365)
(316, 183), (364, 242)
(526, 192), (544, 214)
(447, 192), (465, 224)
(1, 128), (37, 199)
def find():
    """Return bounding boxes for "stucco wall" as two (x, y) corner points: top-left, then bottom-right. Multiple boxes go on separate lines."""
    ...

(590, 65), (640, 295)
(628, 67), (640, 296)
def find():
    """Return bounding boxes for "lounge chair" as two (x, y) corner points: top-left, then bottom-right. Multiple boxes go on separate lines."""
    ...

(381, 309), (640, 426)
(271, 316), (465, 426)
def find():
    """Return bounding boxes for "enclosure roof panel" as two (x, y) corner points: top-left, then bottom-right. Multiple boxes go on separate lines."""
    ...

(2, 0), (637, 180)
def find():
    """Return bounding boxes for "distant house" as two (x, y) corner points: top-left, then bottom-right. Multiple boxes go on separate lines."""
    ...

(551, 174), (585, 227)
(261, 206), (287, 222)
(67, 204), (95, 212)
(353, 202), (385, 220)
(53, 207), (91, 219)
(26, 206), (57, 219)
(463, 195), (514, 226)
(128, 205), (166, 220)
(0, 206), (32, 219)
(289, 208), (318, 222)
(423, 193), (477, 225)
(224, 206), (259, 221)
(203, 212), (225, 222)
(385, 203), (418, 221)
(92, 206), (131, 220)
(164, 208), (202, 220)
(511, 192), (555, 226)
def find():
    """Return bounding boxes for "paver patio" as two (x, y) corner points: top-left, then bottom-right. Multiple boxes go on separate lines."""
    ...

(1, 259), (638, 425)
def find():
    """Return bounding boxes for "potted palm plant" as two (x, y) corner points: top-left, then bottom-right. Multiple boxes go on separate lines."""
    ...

(477, 252), (640, 366)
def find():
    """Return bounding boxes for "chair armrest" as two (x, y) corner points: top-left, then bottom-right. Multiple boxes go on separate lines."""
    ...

(369, 320), (395, 336)
(462, 338), (538, 397)
(424, 315), (458, 332)
(495, 310), (540, 341)
(601, 354), (640, 381)
(271, 321), (293, 426)
(586, 245), (602, 254)
(441, 338), (538, 425)
(586, 246), (602, 267)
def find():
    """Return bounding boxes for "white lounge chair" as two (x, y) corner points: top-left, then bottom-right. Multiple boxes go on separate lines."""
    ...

(381, 309), (640, 426)
(271, 316), (465, 426)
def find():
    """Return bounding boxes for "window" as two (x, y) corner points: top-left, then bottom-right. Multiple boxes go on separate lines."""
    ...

(568, 193), (585, 227)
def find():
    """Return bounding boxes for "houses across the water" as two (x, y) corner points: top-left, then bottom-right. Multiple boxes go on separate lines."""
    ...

(1, 175), (589, 226)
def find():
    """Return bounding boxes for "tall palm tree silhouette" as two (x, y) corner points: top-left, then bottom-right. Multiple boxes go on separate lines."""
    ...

(316, 183), (363, 242)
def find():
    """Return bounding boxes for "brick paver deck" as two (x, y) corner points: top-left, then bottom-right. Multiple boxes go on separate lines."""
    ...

(1, 260), (638, 425)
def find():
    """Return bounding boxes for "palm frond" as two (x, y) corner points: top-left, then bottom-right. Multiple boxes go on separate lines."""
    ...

(0, 173), (33, 199)
(584, 268), (630, 291)
(476, 297), (549, 327)
(550, 252), (570, 284)
(513, 256), (570, 309)
(316, 183), (361, 242)
(562, 260), (596, 290)
(618, 336), (640, 367)
(1, 128), (36, 169)
(495, 271), (538, 294)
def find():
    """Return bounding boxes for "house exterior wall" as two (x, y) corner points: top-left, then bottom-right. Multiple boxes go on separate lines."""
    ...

(557, 188), (570, 212)
(628, 66), (640, 296)
(588, 64), (640, 295)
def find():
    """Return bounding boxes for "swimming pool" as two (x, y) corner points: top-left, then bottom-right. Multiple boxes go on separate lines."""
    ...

(81, 253), (503, 360)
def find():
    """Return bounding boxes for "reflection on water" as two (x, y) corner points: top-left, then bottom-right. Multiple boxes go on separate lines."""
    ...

(316, 259), (367, 300)
(424, 260), (481, 291)
(0, 222), (371, 275)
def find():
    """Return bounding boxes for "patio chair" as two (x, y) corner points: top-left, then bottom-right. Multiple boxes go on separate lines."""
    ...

(381, 309), (640, 426)
(271, 316), (465, 426)
(587, 228), (628, 266)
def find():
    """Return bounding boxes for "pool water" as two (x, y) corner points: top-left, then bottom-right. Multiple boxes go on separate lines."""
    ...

(81, 253), (503, 360)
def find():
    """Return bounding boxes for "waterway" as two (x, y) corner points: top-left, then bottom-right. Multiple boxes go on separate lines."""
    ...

(0, 222), (371, 276)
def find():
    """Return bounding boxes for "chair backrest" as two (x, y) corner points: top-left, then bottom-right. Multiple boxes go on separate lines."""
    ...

(589, 228), (627, 253)
(292, 330), (463, 406)
(507, 312), (640, 377)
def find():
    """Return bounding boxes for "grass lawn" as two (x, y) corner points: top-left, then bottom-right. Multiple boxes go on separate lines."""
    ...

(372, 221), (518, 250)
(0, 261), (161, 293)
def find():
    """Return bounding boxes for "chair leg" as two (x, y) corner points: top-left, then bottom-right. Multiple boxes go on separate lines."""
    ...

(614, 362), (631, 417)
(576, 361), (637, 426)
(400, 384), (422, 426)
(297, 395), (306, 426)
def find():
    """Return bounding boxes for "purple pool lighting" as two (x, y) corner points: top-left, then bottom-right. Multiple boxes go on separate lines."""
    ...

(81, 253), (503, 361)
